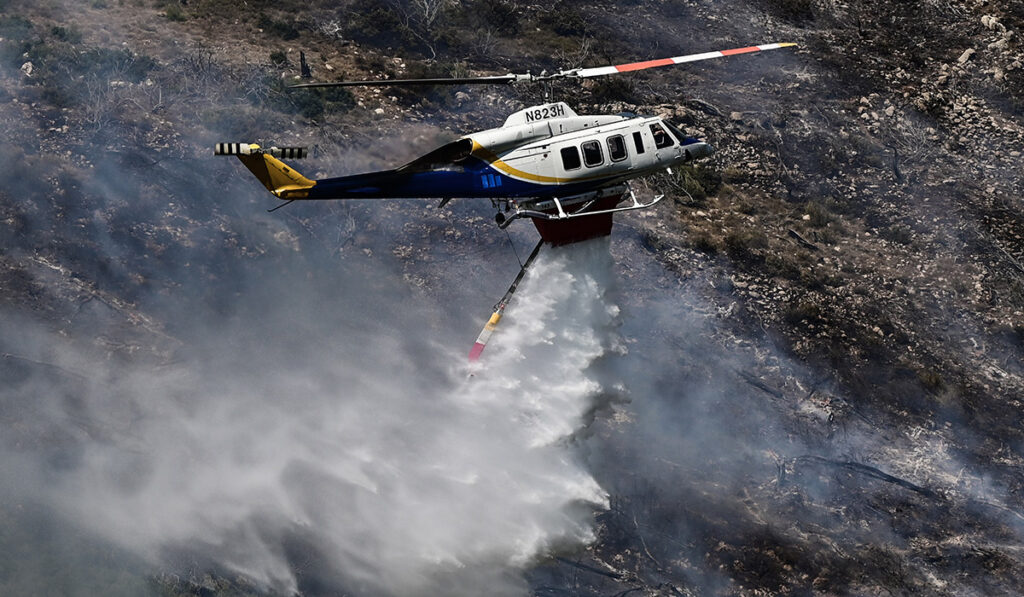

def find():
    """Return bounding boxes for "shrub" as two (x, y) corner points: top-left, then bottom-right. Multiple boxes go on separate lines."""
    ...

(0, 16), (33, 41)
(50, 26), (82, 43)
(763, 0), (815, 23)
(0, 16), (34, 66)
(467, 0), (520, 36)
(264, 77), (355, 119)
(667, 164), (721, 205)
(803, 199), (836, 227)
(354, 52), (395, 76)
(917, 368), (946, 393)
(258, 14), (300, 40)
(784, 300), (822, 325)
(765, 253), (802, 281)
(346, 0), (408, 49)
(269, 50), (288, 68)
(16, 25), (156, 110)
(587, 77), (639, 106)
(688, 229), (719, 254)
(164, 5), (187, 21)
(724, 228), (769, 264)
(878, 223), (913, 245)
(390, 60), (466, 108)
(538, 4), (589, 37)
(77, 47), (157, 82)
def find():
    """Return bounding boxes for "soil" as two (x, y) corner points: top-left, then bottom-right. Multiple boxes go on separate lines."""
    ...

(1, 0), (1022, 595)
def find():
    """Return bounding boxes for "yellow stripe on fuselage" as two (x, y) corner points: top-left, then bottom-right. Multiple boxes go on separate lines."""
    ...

(470, 139), (619, 186)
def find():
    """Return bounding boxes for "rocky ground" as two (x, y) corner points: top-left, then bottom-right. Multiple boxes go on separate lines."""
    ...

(1, 0), (1022, 595)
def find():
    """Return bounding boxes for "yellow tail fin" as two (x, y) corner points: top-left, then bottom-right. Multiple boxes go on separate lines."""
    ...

(215, 143), (316, 199)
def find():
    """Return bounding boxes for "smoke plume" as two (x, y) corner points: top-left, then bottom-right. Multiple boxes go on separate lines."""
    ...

(0, 232), (618, 596)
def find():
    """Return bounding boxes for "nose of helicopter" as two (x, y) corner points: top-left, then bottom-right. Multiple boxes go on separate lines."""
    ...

(683, 140), (714, 160)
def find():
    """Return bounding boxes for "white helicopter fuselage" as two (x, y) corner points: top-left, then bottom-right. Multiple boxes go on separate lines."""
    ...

(465, 101), (712, 196)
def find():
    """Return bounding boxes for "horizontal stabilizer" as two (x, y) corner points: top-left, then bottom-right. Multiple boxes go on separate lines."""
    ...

(215, 143), (308, 159)
(215, 142), (315, 199)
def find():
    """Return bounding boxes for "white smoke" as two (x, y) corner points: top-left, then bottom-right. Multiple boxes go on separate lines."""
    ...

(2, 238), (618, 596)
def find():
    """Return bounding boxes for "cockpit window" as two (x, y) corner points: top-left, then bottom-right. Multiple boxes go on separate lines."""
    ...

(663, 120), (690, 145)
(650, 123), (674, 149)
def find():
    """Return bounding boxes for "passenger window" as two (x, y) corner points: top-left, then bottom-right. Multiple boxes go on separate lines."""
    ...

(632, 131), (645, 154)
(650, 123), (673, 149)
(582, 140), (603, 167)
(607, 135), (627, 162)
(560, 146), (581, 170)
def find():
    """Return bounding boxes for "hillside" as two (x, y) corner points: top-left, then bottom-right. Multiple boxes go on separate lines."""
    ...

(1, 0), (1022, 595)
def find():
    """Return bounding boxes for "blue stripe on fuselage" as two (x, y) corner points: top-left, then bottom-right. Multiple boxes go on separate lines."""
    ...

(305, 157), (608, 200)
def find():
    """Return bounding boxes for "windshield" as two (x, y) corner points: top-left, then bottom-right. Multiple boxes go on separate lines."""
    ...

(663, 120), (691, 144)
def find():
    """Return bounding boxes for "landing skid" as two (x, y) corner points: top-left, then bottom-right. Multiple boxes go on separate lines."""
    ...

(495, 183), (664, 230)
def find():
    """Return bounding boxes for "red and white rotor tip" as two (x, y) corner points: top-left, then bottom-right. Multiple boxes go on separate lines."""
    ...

(572, 42), (797, 79)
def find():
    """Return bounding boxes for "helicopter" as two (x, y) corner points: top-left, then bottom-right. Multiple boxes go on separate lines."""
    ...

(215, 43), (796, 360)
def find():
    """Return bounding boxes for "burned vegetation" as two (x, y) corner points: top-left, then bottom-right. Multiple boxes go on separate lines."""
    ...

(0, 0), (1023, 596)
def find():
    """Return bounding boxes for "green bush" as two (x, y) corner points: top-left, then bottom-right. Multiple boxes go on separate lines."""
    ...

(878, 223), (913, 245)
(258, 13), (300, 40)
(164, 5), (187, 21)
(77, 47), (157, 81)
(355, 52), (395, 77)
(346, 0), (421, 53)
(668, 163), (721, 204)
(724, 228), (769, 264)
(803, 199), (836, 227)
(687, 229), (719, 254)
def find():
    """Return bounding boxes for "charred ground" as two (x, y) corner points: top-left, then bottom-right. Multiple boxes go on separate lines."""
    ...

(1, 0), (1022, 595)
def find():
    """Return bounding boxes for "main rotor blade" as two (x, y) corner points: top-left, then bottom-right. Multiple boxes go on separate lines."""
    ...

(289, 74), (522, 89)
(564, 42), (797, 79)
(288, 42), (796, 90)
